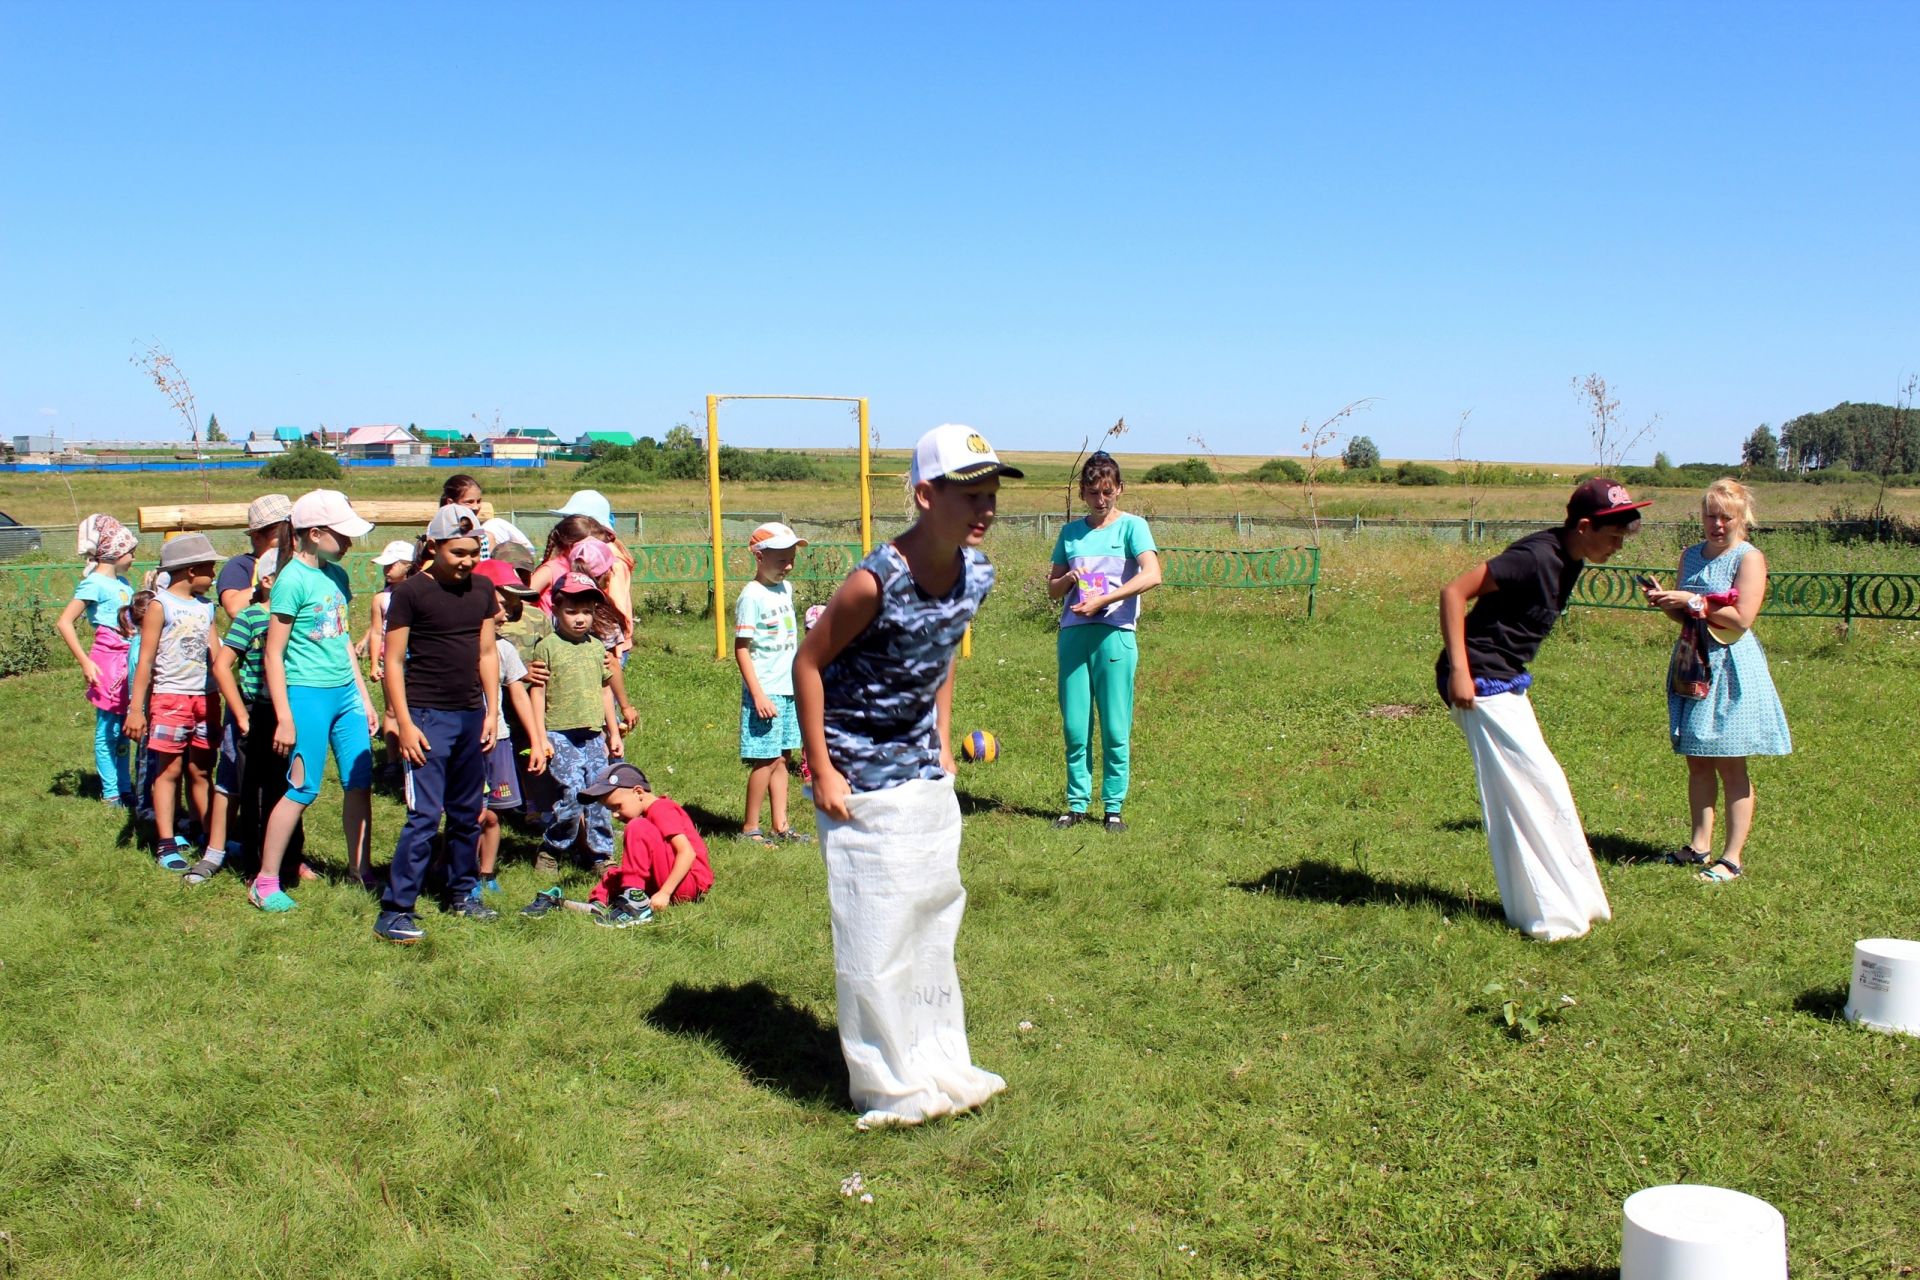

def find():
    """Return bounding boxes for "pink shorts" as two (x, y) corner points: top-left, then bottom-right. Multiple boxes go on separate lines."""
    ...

(148, 692), (214, 754)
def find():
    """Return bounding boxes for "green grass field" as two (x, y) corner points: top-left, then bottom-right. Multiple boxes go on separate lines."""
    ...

(1, 532), (1917, 1278)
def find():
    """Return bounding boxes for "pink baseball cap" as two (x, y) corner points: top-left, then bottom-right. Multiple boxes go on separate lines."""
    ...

(552, 571), (605, 604)
(570, 538), (614, 578)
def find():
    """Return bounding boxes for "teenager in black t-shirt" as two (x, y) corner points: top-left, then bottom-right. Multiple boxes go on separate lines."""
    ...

(377, 505), (500, 944)
(1434, 478), (1649, 941)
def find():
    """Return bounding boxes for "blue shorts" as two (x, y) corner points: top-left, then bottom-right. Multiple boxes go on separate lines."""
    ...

(484, 739), (522, 810)
(740, 689), (800, 760)
(284, 682), (374, 805)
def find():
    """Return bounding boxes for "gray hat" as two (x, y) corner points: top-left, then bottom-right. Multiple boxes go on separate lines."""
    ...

(581, 761), (650, 799)
(425, 504), (482, 541)
(158, 532), (219, 571)
(247, 494), (294, 530)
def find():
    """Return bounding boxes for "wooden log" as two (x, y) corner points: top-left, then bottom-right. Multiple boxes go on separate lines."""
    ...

(139, 499), (496, 532)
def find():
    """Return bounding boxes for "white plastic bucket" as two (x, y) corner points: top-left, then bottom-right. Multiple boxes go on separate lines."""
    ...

(1845, 938), (1920, 1036)
(1621, 1184), (1786, 1280)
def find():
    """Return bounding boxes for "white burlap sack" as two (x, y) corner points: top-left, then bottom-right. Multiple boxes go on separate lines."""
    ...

(818, 775), (1006, 1129)
(1451, 691), (1611, 942)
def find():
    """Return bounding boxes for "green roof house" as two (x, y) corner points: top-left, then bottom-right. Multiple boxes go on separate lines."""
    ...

(577, 431), (636, 449)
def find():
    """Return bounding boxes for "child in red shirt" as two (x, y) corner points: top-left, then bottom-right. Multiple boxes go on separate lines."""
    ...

(519, 762), (712, 928)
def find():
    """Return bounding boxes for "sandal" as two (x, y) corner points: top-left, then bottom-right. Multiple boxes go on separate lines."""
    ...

(181, 858), (221, 885)
(155, 846), (192, 874)
(249, 884), (298, 913)
(1663, 845), (1711, 867)
(1698, 857), (1743, 882)
(738, 830), (779, 848)
(773, 828), (815, 844)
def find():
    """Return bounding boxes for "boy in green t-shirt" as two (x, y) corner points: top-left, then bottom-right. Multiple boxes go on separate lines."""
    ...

(206, 549), (305, 885)
(529, 574), (622, 870)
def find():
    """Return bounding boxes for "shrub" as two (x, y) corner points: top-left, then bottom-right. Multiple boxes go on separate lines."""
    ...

(1141, 458), (1219, 486)
(1251, 458), (1305, 483)
(258, 446), (344, 481)
(1394, 462), (1448, 486)
(575, 457), (656, 487)
(0, 607), (56, 679)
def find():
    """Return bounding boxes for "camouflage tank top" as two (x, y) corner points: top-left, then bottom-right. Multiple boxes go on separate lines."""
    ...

(821, 541), (995, 794)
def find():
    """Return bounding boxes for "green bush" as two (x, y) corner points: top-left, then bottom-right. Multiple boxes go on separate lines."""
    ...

(1141, 458), (1219, 486)
(1251, 458), (1305, 483)
(716, 446), (824, 483)
(1342, 436), (1381, 469)
(258, 446), (344, 481)
(1394, 462), (1449, 486)
(0, 608), (55, 679)
(575, 457), (656, 487)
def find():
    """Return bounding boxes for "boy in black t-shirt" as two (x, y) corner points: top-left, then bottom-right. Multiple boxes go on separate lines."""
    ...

(1436, 477), (1649, 941)
(377, 505), (500, 944)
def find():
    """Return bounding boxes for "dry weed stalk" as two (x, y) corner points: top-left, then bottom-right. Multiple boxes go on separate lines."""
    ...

(1299, 398), (1376, 544)
(131, 343), (210, 496)
(1573, 373), (1658, 472)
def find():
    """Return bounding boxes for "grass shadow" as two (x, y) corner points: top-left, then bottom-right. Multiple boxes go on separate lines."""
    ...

(1231, 859), (1505, 924)
(1793, 984), (1849, 1021)
(1438, 815), (1482, 833)
(956, 790), (1062, 822)
(672, 799), (744, 838)
(1586, 832), (1668, 866)
(1538, 1268), (1617, 1280)
(48, 767), (103, 800)
(645, 979), (851, 1108)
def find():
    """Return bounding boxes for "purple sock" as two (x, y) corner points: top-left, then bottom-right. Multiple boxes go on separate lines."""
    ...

(253, 875), (282, 899)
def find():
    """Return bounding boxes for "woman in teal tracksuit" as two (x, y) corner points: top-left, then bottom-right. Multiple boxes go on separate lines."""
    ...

(1046, 451), (1161, 833)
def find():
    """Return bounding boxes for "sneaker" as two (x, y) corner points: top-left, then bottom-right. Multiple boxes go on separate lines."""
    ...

(449, 894), (500, 922)
(520, 887), (566, 917)
(595, 891), (653, 929)
(533, 848), (561, 876)
(1102, 813), (1128, 834)
(1051, 812), (1085, 830)
(374, 910), (424, 943)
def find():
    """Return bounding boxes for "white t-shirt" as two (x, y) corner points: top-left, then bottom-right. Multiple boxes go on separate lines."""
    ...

(494, 637), (527, 740)
(734, 578), (799, 697)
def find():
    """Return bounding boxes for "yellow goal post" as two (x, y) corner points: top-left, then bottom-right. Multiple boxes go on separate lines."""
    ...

(704, 394), (892, 659)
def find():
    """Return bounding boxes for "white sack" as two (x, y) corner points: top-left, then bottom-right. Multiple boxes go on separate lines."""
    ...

(1451, 690), (1611, 942)
(818, 775), (1006, 1129)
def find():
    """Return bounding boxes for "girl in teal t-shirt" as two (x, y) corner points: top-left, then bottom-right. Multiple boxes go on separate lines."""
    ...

(56, 514), (140, 805)
(1044, 452), (1161, 831)
(254, 493), (379, 912)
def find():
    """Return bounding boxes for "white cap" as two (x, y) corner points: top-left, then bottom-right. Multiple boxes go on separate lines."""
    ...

(909, 424), (1024, 486)
(748, 522), (807, 552)
(551, 489), (615, 530)
(373, 540), (416, 567)
(253, 548), (281, 582)
(290, 489), (374, 537)
(480, 517), (533, 553)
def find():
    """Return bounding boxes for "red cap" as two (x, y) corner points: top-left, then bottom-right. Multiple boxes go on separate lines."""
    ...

(1566, 477), (1652, 524)
(472, 560), (519, 591)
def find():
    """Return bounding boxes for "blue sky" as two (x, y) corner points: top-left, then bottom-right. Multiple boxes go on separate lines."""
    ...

(3, 1), (1914, 463)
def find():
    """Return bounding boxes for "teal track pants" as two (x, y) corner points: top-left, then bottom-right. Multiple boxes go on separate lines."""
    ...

(1057, 623), (1138, 814)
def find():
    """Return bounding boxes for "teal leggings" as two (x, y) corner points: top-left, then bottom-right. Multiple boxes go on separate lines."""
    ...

(1057, 624), (1138, 814)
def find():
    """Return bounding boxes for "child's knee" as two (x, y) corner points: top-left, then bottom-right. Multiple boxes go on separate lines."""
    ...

(284, 755), (320, 806)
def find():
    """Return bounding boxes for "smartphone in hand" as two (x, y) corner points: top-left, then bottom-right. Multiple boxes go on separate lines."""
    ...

(1635, 573), (1660, 592)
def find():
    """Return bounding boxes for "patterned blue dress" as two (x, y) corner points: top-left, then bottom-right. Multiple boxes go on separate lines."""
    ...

(1668, 541), (1792, 757)
(821, 542), (995, 793)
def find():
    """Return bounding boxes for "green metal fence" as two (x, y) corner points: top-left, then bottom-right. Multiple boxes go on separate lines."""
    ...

(1157, 546), (1320, 614)
(1574, 565), (1920, 631)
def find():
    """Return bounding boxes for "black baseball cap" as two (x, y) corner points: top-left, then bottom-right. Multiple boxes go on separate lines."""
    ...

(1566, 477), (1652, 525)
(580, 761), (650, 799)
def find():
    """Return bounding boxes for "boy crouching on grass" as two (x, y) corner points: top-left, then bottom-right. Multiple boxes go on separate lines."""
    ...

(736, 521), (812, 846)
(518, 762), (713, 928)
(793, 423), (1018, 1130)
(1436, 476), (1648, 942)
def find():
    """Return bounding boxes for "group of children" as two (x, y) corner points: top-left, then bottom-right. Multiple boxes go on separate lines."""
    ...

(59, 483), (715, 945)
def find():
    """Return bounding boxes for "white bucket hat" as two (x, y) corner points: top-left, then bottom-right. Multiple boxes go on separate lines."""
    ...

(550, 489), (615, 530)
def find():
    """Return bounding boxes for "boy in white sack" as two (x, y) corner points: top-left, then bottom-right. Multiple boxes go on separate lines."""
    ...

(794, 423), (1021, 1129)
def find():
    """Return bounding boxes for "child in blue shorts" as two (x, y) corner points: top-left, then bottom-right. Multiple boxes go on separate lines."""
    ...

(735, 522), (810, 846)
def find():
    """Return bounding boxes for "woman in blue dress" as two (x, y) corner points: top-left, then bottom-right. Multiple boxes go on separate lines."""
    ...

(1643, 479), (1792, 882)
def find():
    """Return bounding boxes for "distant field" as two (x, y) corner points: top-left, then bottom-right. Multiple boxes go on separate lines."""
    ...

(1, 454), (1914, 532)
